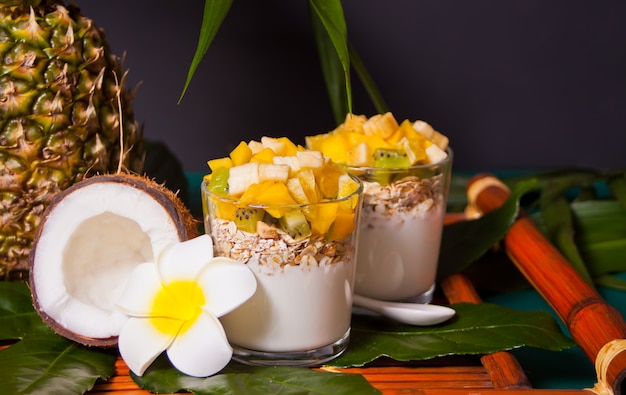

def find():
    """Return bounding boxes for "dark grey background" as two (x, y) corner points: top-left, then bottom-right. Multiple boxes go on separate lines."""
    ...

(79, 1), (626, 173)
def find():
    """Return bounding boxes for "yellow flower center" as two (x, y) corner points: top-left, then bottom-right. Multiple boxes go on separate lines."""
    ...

(149, 280), (206, 335)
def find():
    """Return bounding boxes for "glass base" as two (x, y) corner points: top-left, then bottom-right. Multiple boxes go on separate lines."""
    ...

(230, 329), (350, 367)
(401, 283), (435, 304)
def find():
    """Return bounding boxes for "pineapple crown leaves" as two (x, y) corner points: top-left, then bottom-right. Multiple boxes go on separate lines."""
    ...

(180, 0), (388, 125)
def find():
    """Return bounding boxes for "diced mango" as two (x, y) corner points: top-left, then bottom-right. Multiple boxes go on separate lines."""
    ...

(326, 211), (355, 241)
(319, 133), (349, 164)
(230, 141), (253, 165)
(310, 201), (338, 236)
(277, 137), (298, 156)
(239, 181), (297, 218)
(249, 147), (275, 164)
(207, 157), (233, 172)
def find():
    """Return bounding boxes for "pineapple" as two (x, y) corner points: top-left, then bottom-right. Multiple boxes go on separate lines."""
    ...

(0, 0), (144, 279)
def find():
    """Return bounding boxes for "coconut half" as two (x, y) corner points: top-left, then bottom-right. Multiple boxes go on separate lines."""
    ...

(29, 174), (199, 347)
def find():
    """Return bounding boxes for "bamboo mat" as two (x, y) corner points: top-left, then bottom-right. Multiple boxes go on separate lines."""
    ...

(86, 273), (590, 395)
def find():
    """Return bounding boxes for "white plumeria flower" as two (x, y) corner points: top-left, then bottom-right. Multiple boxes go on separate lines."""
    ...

(116, 234), (256, 377)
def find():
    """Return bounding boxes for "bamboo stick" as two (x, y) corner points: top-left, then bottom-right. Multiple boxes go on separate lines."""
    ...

(466, 173), (626, 394)
(441, 273), (532, 390)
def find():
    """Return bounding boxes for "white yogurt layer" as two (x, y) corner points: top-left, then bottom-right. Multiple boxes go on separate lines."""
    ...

(355, 176), (446, 303)
(220, 257), (355, 352)
(354, 189), (445, 302)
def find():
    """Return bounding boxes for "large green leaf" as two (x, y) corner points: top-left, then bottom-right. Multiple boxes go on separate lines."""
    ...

(330, 302), (574, 368)
(437, 179), (537, 280)
(0, 282), (117, 395)
(180, 0), (234, 101)
(0, 332), (117, 395)
(308, 0), (351, 124)
(132, 356), (380, 395)
(570, 200), (626, 276)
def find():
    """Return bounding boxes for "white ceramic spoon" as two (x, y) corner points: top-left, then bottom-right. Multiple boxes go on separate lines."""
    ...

(353, 294), (456, 326)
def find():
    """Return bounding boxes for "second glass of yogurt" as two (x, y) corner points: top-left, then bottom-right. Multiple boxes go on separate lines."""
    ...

(307, 113), (452, 303)
(202, 137), (363, 366)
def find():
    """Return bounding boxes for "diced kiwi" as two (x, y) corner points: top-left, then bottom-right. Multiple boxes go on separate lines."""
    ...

(373, 148), (411, 168)
(279, 209), (312, 240)
(371, 148), (412, 186)
(209, 166), (230, 195)
(234, 207), (265, 233)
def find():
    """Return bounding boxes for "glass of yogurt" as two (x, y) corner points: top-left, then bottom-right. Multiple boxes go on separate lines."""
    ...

(346, 149), (452, 302)
(306, 113), (453, 303)
(201, 139), (363, 367)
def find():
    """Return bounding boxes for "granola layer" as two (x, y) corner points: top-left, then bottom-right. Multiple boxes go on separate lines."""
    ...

(209, 217), (354, 271)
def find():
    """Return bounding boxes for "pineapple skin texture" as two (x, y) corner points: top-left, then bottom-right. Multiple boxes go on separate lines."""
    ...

(0, 1), (144, 279)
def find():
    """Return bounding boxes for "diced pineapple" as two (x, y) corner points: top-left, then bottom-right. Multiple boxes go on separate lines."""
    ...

(431, 131), (449, 150)
(207, 157), (233, 172)
(286, 177), (309, 204)
(258, 163), (289, 182)
(228, 162), (259, 196)
(412, 120), (435, 139)
(296, 150), (324, 169)
(249, 147), (276, 164)
(248, 140), (265, 154)
(425, 144), (448, 163)
(398, 136), (427, 165)
(315, 163), (345, 198)
(261, 136), (297, 155)
(230, 141), (253, 165)
(347, 141), (371, 166)
(342, 113), (367, 134)
(337, 173), (360, 210)
(296, 169), (320, 203)
(362, 112), (399, 139)
(304, 134), (325, 152)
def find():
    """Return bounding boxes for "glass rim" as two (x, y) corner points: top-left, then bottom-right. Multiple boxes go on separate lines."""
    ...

(202, 172), (363, 209)
(340, 146), (453, 172)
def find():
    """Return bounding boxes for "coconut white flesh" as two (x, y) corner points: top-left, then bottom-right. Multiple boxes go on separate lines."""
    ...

(33, 182), (182, 339)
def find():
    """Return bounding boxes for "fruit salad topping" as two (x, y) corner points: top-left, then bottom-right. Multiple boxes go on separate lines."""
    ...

(204, 137), (361, 243)
(305, 112), (449, 168)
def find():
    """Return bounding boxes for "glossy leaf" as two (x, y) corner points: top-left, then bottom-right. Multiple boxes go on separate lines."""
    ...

(0, 281), (47, 339)
(0, 282), (117, 395)
(349, 42), (388, 114)
(132, 356), (380, 395)
(180, 0), (234, 101)
(308, 0), (351, 123)
(437, 179), (537, 280)
(0, 332), (116, 395)
(330, 302), (574, 368)
(539, 185), (595, 286)
(569, 200), (626, 276)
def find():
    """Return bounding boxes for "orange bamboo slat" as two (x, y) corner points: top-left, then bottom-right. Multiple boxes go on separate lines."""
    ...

(466, 173), (626, 394)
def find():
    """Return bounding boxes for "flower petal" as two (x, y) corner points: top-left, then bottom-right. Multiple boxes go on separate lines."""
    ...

(118, 317), (177, 376)
(196, 257), (257, 317)
(166, 312), (232, 377)
(116, 262), (161, 317)
(158, 235), (215, 285)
